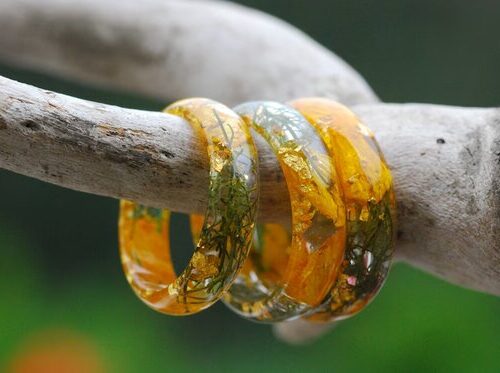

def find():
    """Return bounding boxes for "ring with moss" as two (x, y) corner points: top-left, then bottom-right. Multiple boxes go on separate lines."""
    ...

(119, 98), (259, 315)
(212, 101), (347, 322)
(290, 98), (396, 321)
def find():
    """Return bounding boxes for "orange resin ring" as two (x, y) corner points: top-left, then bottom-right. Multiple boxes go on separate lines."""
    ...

(119, 98), (259, 315)
(218, 101), (347, 322)
(290, 98), (396, 321)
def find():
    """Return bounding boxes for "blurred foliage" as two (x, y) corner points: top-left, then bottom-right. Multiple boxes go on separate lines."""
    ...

(1, 0), (499, 371)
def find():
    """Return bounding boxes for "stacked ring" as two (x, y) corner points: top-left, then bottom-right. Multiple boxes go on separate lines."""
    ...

(118, 97), (396, 322)
(290, 98), (396, 321)
(119, 98), (259, 315)
(215, 101), (347, 322)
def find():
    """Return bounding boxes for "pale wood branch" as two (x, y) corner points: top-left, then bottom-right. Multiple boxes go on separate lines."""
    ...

(0, 75), (288, 221)
(0, 0), (377, 107)
(2, 75), (499, 297)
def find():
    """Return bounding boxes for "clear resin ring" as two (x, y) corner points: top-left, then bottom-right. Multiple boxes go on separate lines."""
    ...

(219, 101), (347, 322)
(119, 98), (259, 315)
(290, 98), (396, 321)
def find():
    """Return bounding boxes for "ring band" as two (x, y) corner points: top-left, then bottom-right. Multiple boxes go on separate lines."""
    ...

(119, 98), (259, 315)
(220, 101), (347, 322)
(290, 98), (396, 321)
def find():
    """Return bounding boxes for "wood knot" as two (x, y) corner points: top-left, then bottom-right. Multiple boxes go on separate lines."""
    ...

(21, 119), (40, 130)
(0, 117), (6, 130)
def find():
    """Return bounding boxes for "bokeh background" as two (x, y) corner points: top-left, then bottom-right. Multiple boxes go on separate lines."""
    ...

(1, 0), (500, 371)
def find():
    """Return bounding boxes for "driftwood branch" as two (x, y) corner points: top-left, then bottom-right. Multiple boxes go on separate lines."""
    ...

(0, 0), (499, 343)
(2, 75), (499, 295)
(0, 75), (290, 221)
(0, 0), (377, 107)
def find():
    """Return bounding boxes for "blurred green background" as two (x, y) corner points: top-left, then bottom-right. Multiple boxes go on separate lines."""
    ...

(1, 0), (499, 371)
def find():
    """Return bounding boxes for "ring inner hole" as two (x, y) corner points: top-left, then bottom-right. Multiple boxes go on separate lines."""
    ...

(169, 212), (195, 276)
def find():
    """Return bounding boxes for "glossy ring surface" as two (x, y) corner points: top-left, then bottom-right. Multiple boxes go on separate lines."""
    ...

(119, 98), (259, 315)
(221, 101), (347, 322)
(290, 98), (396, 321)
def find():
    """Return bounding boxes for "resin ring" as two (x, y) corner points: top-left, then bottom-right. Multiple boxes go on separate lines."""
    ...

(119, 98), (259, 315)
(221, 101), (347, 322)
(290, 98), (396, 321)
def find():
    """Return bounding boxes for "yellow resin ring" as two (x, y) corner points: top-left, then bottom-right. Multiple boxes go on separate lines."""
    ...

(119, 98), (259, 315)
(221, 101), (347, 322)
(290, 98), (396, 321)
